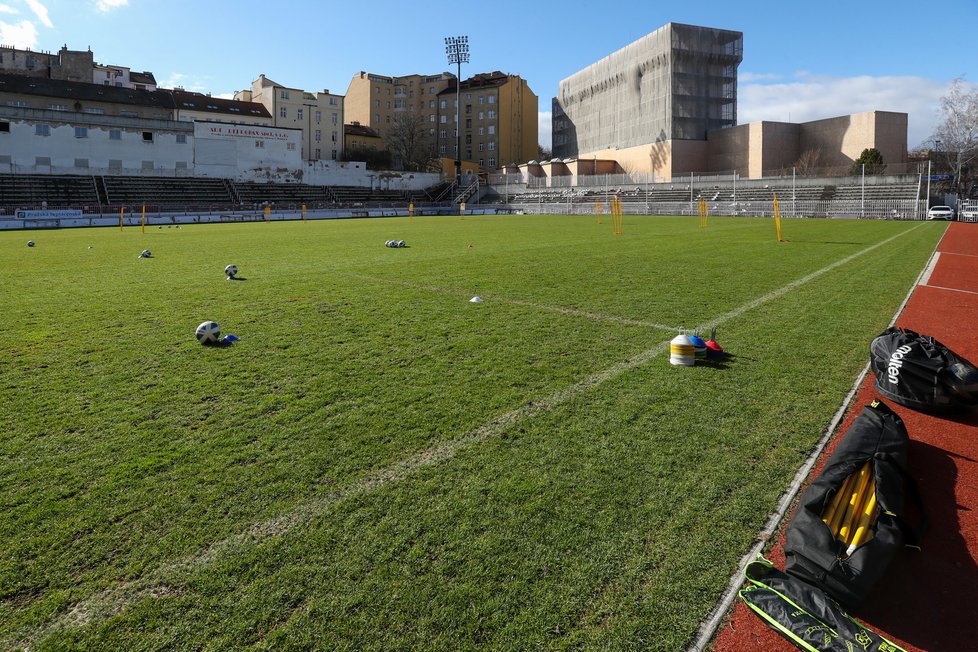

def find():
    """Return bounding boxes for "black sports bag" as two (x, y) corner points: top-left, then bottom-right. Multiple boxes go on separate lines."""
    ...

(739, 557), (907, 651)
(784, 400), (926, 609)
(870, 327), (978, 411)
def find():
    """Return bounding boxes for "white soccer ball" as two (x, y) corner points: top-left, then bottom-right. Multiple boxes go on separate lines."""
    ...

(139, 249), (152, 258)
(225, 264), (238, 278)
(27, 240), (35, 247)
(195, 321), (221, 345)
(397, 240), (406, 247)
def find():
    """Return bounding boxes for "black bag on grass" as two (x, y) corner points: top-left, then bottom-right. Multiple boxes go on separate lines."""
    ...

(784, 400), (925, 609)
(739, 557), (907, 651)
(870, 327), (978, 411)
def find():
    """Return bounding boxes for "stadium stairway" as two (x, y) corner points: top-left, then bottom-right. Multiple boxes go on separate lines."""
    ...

(709, 221), (978, 652)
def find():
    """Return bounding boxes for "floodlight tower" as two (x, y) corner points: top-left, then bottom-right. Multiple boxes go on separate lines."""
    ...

(445, 35), (469, 184)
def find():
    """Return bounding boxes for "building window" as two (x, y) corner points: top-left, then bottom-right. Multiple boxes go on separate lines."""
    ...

(465, 93), (471, 100)
(35, 124), (51, 136)
(488, 125), (495, 135)
(488, 157), (496, 168)
(142, 131), (153, 142)
(315, 148), (321, 158)
(430, 115), (435, 123)
(394, 99), (404, 109)
(440, 129), (446, 138)
(315, 129), (321, 142)
(256, 140), (264, 148)
(109, 129), (122, 140)
(287, 142), (296, 151)
(176, 161), (188, 170)
(465, 119), (472, 128)
(488, 141), (495, 150)
(108, 159), (122, 169)
(316, 110), (322, 122)
(373, 114), (379, 123)
(279, 107), (287, 118)
(36, 156), (51, 166)
(331, 131), (337, 142)
(440, 115), (447, 124)
(280, 90), (290, 99)
(7, 100), (30, 107)
(440, 145), (446, 154)
(488, 110), (495, 120)
(74, 158), (89, 168)
(429, 128), (435, 136)
(297, 108), (304, 120)
(440, 99), (447, 109)
(465, 135), (472, 145)
(119, 110), (139, 118)
(374, 99), (380, 108)
(479, 96), (484, 105)
(488, 95), (495, 104)
(176, 134), (187, 144)
(479, 111), (484, 120)
(478, 143), (484, 151)
(331, 149), (337, 159)
(429, 100), (435, 109)
(0, 121), (9, 132)
(329, 98), (338, 106)
(478, 127), (484, 136)
(75, 127), (88, 138)
(141, 160), (154, 170)
(332, 113), (337, 125)
(479, 159), (484, 167)
(48, 104), (69, 111)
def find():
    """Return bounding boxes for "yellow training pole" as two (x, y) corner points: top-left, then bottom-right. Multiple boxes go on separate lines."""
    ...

(119, 207), (125, 231)
(838, 463), (871, 543)
(302, 204), (307, 222)
(847, 488), (878, 555)
(773, 193), (783, 242)
(408, 202), (414, 221)
(844, 462), (875, 544)
(264, 206), (271, 222)
(825, 471), (859, 535)
(141, 205), (146, 233)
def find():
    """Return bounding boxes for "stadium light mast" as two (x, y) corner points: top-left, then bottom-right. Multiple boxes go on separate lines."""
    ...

(445, 35), (469, 185)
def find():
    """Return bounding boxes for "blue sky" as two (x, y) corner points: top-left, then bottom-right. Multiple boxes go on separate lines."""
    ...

(1, 0), (975, 150)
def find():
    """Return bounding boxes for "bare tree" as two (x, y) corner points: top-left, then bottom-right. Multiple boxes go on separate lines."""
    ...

(930, 78), (978, 198)
(794, 148), (823, 177)
(387, 110), (436, 172)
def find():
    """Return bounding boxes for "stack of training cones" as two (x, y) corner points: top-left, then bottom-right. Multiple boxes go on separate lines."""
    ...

(820, 461), (878, 556)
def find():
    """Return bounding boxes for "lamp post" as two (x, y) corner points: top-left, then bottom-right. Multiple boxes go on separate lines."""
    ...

(445, 35), (469, 186)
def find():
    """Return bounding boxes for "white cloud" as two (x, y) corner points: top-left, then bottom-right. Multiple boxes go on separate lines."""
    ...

(0, 4), (19, 15)
(160, 72), (210, 93)
(23, 0), (51, 28)
(538, 110), (552, 149)
(738, 71), (783, 83)
(95, 0), (128, 12)
(739, 74), (951, 149)
(0, 18), (38, 48)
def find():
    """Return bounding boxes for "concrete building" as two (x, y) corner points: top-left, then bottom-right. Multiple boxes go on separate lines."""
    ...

(436, 71), (538, 172)
(236, 75), (344, 163)
(707, 111), (909, 179)
(172, 89), (272, 126)
(553, 22), (742, 176)
(93, 63), (157, 91)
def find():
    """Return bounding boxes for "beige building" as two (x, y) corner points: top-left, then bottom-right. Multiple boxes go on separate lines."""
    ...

(436, 71), (537, 172)
(706, 111), (908, 178)
(344, 71), (455, 149)
(171, 90), (272, 126)
(344, 121), (382, 152)
(0, 44), (156, 89)
(236, 75), (344, 162)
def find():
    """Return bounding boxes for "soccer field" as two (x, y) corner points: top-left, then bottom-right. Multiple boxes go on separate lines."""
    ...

(0, 215), (945, 649)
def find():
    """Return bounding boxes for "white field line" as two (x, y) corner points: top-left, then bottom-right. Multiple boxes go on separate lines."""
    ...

(918, 252), (941, 286)
(936, 251), (978, 259)
(920, 284), (978, 296)
(348, 273), (682, 331)
(13, 225), (924, 650)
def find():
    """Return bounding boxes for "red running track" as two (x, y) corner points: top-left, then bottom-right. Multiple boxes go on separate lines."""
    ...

(712, 222), (978, 652)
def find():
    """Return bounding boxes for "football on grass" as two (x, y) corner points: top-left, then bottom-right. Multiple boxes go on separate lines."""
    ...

(195, 321), (221, 344)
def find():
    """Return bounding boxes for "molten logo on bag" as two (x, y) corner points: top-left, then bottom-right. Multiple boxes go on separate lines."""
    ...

(886, 345), (914, 384)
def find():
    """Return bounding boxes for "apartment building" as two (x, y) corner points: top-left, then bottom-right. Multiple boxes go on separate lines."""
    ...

(0, 44), (156, 89)
(435, 71), (537, 172)
(237, 75), (344, 162)
(344, 71), (455, 147)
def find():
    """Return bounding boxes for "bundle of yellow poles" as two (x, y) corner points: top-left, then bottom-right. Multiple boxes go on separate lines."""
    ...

(820, 461), (878, 556)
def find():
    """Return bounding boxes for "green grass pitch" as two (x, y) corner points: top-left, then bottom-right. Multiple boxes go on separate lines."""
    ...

(0, 215), (944, 649)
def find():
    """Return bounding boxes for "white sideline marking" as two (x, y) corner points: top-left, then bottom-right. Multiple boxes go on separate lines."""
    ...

(918, 251), (940, 286)
(921, 284), (978, 297)
(349, 273), (683, 331)
(15, 225), (925, 649)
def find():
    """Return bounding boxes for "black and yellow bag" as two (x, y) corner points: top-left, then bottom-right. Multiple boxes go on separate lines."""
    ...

(739, 557), (907, 652)
(783, 399), (926, 609)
